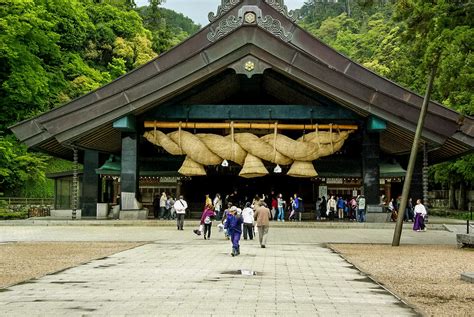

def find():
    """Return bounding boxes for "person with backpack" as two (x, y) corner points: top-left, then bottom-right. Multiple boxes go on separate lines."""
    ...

(202, 204), (216, 240)
(173, 195), (188, 230)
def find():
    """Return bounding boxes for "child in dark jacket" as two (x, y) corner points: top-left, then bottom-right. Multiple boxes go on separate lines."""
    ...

(224, 207), (243, 256)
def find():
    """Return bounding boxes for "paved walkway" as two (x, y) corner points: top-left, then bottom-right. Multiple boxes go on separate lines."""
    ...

(1, 224), (455, 316)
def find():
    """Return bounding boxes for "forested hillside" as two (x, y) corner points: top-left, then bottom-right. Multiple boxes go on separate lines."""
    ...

(0, 0), (472, 207)
(298, 0), (473, 209)
(0, 0), (199, 197)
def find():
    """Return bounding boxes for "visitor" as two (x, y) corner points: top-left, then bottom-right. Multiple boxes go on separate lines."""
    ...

(194, 204), (215, 239)
(165, 194), (173, 220)
(205, 194), (212, 208)
(320, 196), (327, 220)
(224, 206), (243, 256)
(254, 201), (271, 248)
(337, 196), (345, 220)
(221, 202), (233, 239)
(159, 192), (167, 219)
(413, 199), (427, 232)
(242, 202), (254, 240)
(288, 197), (295, 221)
(168, 196), (176, 220)
(152, 194), (160, 219)
(315, 197), (322, 220)
(174, 195), (187, 230)
(213, 193), (222, 220)
(349, 196), (357, 221)
(388, 198), (397, 222)
(405, 197), (414, 222)
(277, 193), (285, 222)
(271, 195), (278, 220)
(356, 195), (366, 223)
(327, 195), (337, 221)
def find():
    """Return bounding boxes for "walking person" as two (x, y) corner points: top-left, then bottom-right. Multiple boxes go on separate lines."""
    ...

(174, 195), (187, 230)
(388, 198), (397, 222)
(413, 199), (427, 232)
(242, 202), (254, 240)
(277, 194), (285, 222)
(213, 193), (222, 220)
(254, 201), (271, 248)
(289, 197), (295, 221)
(159, 192), (167, 219)
(197, 204), (216, 240)
(224, 207), (243, 256)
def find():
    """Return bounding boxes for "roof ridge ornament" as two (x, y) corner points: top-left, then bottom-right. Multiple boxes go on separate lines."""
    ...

(208, 0), (241, 23)
(264, 0), (297, 22)
(208, 1), (297, 23)
(207, 5), (293, 43)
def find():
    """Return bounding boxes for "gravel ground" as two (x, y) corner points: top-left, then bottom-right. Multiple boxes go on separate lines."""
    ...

(0, 242), (143, 288)
(331, 244), (474, 317)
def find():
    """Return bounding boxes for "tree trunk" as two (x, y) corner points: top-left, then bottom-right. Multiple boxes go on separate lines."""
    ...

(458, 181), (467, 210)
(449, 181), (456, 209)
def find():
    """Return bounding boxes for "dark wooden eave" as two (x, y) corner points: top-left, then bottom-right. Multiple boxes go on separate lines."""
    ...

(10, 0), (473, 163)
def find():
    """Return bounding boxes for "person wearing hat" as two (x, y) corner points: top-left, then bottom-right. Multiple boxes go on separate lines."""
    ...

(224, 206), (243, 256)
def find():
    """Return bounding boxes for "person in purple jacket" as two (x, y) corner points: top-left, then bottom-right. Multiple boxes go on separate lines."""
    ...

(194, 204), (215, 239)
(224, 206), (243, 256)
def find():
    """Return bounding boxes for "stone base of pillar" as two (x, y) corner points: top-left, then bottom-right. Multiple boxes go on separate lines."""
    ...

(366, 212), (389, 223)
(119, 209), (149, 220)
(50, 209), (82, 220)
(365, 205), (387, 223)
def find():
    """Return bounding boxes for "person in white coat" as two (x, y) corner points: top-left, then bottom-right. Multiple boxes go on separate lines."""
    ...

(174, 195), (188, 230)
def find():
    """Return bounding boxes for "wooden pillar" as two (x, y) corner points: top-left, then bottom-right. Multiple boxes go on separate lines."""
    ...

(362, 128), (380, 205)
(120, 132), (139, 209)
(81, 150), (101, 217)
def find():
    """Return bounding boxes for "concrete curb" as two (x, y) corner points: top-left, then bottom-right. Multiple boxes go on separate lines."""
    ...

(0, 219), (448, 230)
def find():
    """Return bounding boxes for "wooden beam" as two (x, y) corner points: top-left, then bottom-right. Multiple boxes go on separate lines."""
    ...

(144, 121), (358, 131)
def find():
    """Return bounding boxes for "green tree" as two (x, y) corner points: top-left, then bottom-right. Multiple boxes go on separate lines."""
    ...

(0, 136), (47, 196)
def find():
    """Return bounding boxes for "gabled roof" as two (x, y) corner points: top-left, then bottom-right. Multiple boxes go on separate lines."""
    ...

(11, 0), (473, 163)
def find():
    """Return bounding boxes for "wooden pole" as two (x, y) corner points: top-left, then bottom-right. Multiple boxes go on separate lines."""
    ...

(144, 121), (358, 131)
(392, 63), (438, 246)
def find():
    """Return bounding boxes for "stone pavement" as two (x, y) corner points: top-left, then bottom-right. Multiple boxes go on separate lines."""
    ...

(1, 224), (455, 316)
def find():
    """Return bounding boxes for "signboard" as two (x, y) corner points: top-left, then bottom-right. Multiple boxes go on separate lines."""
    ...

(160, 177), (178, 183)
(326, 178), (343, 184)
(318, 185), (328, 199)
(352, 189), (358, 197)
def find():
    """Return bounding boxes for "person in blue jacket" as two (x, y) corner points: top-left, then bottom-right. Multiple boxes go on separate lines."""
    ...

(337, 196), (345, 220)
(224, 206), (243, 257)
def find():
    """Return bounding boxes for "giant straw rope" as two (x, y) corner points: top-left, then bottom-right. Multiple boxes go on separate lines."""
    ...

(143, 125), (351, 178)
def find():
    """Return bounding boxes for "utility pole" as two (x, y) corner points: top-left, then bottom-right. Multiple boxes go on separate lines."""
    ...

(392, 62), (438, 246)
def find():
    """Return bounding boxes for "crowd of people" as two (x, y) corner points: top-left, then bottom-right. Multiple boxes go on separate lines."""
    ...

(192, 193), (272, 257)
(315, 195), (367, 222)
(153, 190), (429, 250)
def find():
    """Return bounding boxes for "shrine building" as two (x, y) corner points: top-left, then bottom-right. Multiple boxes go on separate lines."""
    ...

(11, 0), (474, 220)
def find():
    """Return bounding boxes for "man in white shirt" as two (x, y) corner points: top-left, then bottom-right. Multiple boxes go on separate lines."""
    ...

(174, 195), (188, 231)
(356, 195), (366, 223)
(241, 202), (254, 240)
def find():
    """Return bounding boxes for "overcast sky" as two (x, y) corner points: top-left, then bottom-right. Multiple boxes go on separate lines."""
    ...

(136, 0), (306, 26)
